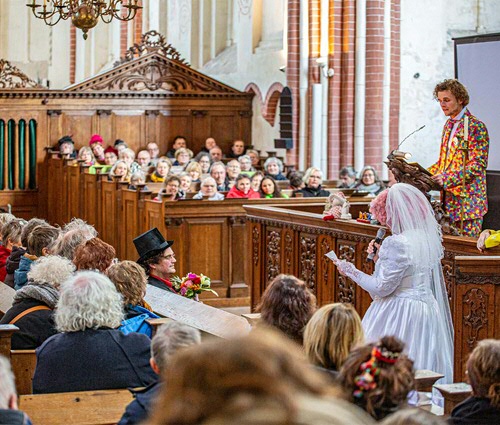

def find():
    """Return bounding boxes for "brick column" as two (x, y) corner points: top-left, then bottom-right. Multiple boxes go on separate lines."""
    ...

(286, 0), (301, 168)
(390, 0), (401, 151)
(364, 1), (385, 174)
(120, 19), (128, 57)
(70, 25), (76, 84)
(134, 7), (143, 45)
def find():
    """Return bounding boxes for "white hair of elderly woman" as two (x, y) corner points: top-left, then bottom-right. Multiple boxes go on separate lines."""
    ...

(27, 255), (75, 290)
(0, 355), (16, 409)
(55, 270), (124, 333)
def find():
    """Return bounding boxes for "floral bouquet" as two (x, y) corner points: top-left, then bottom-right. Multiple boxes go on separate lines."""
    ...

(170, 272), (218, 300)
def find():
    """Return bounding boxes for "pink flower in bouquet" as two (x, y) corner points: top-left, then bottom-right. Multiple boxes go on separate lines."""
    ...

(184, 279), (194, 288)
(180, 286), (188, 296)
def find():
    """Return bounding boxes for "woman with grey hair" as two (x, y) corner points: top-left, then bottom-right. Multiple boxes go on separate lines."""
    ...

(293, 167), (330, 197)
(263, 157), (287, 181)
(193, 177), (225, 200)
(32, 271), (156, 394)
(0, 255), (75, 349)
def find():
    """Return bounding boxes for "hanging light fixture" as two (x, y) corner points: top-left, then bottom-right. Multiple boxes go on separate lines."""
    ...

(26, 1), (142, 40)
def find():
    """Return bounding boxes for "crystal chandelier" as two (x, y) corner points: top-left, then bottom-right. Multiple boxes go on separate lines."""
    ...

(26, 1), (142, 40)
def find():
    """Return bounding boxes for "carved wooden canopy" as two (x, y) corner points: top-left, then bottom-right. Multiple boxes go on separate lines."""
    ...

(67, 30), (243, 96)
(0, 59), (41, 89)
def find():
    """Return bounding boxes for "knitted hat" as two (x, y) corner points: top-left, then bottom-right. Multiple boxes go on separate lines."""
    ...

(89, 134), (103, 146)
(104, 146), (118, 156)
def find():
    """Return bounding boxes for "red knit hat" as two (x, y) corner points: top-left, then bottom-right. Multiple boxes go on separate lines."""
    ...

(89, 134), (103, 146)
(104, 146), (118, 156)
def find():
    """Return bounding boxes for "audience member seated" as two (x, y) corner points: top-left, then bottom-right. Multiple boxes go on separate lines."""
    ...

(119, 148), (141, 174)
(6, 218), (47, 288)
(238, 154), (255, 174)
(134, 228), (177, 293)
(114, 139), (128, 154)
(0, 218), (25, 282)
(449, 339), (500, 425)
(226, 174), (260, 199)
(158, 176), (182, 201)
(107, 260), (156, 320)
(338, 166), (357, 189)
(257, 274), (316, 344)
(303, 303), (364, 381)
(52, 218), (97, 261)
(194, 152), (211, 174)
(89, 134), (106, 164)
(136, 150), (152, 170)
(185, 161), (202, 183)
(172, 148), (193, 168)
(250, 171), (265, 192)
(0, 355), (33, 425)
(246, 148), (261, 169)
(147, 142), (160, 166)
(226, 159), (241, 185)
(209, 146), (223, 162)
(178, 172), (192, 195)
(260, 176), (289, 198)
(193, 177), (224, 201)
(104, 146), (118, 166)
(166, 136), (187, 159)
(0, 256), (75, 349)
(149, 158), (172, 183)
(381, 408), (445, 425)
(109, 160), (131, 182)
(264, 157), (287, 181)
(477, 229), (500, 252)
(33, 271), (156, 394)
(355, 165), (385, 195)
(77, 146), (95, 166)
(15, 224), (60, 290)
(0, 212), (16, 229)
(210, 162), (230, 192)
(128, 172), (148, 191)
(293, 167), (330, 197)
(339, 336), (414, 421)
(289, 171), (305, 191)
(146, 328), (373, 425)
(73, 237), (116, 273)
(118, 322), (201, 425)
(57, 135), (76, 158)
(227, 139), (246, 159)
(200, 137), (217, 154)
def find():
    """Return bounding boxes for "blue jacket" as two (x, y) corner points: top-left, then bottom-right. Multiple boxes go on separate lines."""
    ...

(33, 328), (156, 394)
(118, 381), (162, 425)
(14, 255), (34, 290)
(0, 409), (32, 425)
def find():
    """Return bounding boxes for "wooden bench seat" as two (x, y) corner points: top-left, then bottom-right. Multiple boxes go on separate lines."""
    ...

(19, 389), (134, 425)
(434, 383), (472, 415)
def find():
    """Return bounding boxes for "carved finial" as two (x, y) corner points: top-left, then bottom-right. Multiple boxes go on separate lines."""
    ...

(114, 30), (190, 67)
(0, 59), (41, 89)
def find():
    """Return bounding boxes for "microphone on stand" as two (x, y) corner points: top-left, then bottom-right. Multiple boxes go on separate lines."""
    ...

(367, 228), (386, 262)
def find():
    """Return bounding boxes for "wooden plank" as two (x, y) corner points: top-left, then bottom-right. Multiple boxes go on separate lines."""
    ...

(145, 285), (251, 339)
(434, 383), (472, 415)
(414, 369), (444, 392)
(11, 350), (37, 395)
(19, 389), (134, 425)
(0, 282), (15, 315)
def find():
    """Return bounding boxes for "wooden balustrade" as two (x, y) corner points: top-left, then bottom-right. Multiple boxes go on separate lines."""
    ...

(243, 202), (500, 381)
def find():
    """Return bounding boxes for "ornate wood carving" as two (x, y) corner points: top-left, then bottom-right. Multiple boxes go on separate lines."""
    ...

(463, 288), (488, 347)
(284, 230), (294, 274)
(252, 226), (260, 266)
(114, 31), (190, 66)
(47, 109), (62, 116)
(442, 261), (454, 303)
(456, 270), (500, 286)
(228, 216), (246, 226)
(299, 235), (316, 291)
(338, 243), (356, 304)
(164, 217), (183, 227)
(0, 59), (41, 89)
(266, 230), (281, 282)
(96, 109), (112, 116)
(320, 238), (331, 289)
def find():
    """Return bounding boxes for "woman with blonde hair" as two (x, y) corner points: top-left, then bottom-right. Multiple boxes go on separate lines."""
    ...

(303, 303), (364, 380)
(109, 160), (131, 182)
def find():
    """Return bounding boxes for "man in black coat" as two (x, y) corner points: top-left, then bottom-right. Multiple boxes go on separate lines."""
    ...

(118, 322), (201, 425)
(134, 228), (177, 293)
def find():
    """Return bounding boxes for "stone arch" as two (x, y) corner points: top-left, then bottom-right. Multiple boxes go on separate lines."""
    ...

(262, 82), (284, 125)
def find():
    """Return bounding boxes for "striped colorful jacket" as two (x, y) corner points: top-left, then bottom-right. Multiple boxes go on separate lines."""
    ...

(428, 109), (489, 222)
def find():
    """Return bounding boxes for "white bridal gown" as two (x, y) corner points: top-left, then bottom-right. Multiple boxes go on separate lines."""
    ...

(338, 232), (453, 383)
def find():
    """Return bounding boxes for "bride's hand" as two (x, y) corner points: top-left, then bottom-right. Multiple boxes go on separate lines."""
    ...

(367, 239), (381, 263)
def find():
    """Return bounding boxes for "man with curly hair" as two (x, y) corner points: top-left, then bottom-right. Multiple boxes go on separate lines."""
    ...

(429, 79), (489, 237)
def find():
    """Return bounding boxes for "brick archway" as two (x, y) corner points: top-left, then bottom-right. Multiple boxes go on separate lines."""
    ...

(262, 82), (284, 125)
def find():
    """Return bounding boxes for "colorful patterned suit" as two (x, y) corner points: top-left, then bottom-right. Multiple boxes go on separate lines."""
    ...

(428, 109), (489, 237)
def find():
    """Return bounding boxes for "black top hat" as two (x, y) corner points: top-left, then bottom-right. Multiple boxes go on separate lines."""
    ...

(133, 228), (173, 264)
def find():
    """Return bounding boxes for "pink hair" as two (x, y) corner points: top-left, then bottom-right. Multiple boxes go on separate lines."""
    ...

(369, 189), (389, 225)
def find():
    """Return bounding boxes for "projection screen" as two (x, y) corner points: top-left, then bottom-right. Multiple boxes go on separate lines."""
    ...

(455, 33), (500, 171)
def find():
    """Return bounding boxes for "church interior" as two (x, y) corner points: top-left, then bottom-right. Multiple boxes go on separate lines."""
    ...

(0, 1), (499, 424)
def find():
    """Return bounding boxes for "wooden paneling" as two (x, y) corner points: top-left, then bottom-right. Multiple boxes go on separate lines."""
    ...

(158, 111), (191, 151)
(61, 112), (94, 149)
(113, 113), (144, 150)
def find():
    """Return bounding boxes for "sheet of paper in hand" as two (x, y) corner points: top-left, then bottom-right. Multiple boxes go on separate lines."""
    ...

(325, 250), (339, 262)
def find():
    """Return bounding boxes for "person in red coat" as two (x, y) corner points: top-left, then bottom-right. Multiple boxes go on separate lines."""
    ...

(226, 174), (261, 199)
(0, 219), (25, 283)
